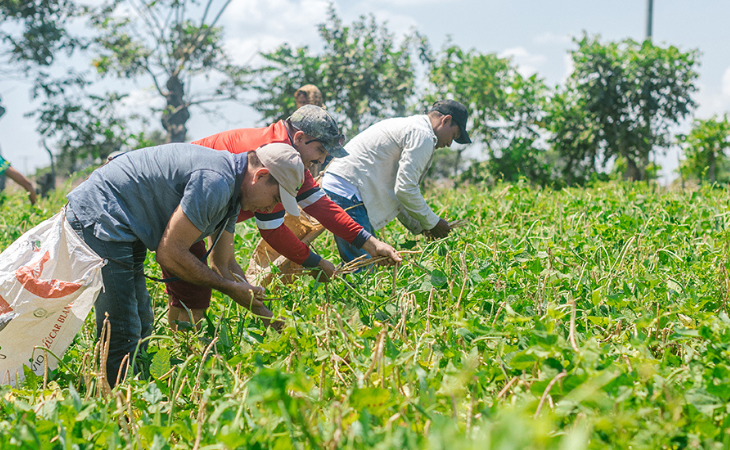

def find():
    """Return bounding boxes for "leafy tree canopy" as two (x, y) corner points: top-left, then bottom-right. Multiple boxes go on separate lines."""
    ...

(426, 45), (548, 183)
(546, 34), (699, 182)
(0, 0), (82, 69)
(678, 114), (730, 184)
(89, 0), (250, 142)
(31, 72), (162, 174)
(253, 5), (427, 137)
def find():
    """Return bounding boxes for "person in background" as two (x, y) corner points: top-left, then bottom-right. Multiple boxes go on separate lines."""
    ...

(295, 85), (324, 110)
(0, 155), (37, 206)
(0, 105), (37, 205)
(295, 84), (328, 177)
(322, 100), (472, 263)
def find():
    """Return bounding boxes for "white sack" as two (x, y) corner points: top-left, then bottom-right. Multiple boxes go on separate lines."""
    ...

(0, 209), (104, 386)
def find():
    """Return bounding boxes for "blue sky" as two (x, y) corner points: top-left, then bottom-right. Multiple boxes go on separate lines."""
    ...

(1, 0), (728, 182)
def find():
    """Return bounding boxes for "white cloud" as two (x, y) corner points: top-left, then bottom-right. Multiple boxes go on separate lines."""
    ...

(119, 87), (165, 116)
(722, 67), (730, 97)
(561, 53), (574, 83)
(220, 0), (421, 66)
(533, 32), (571, 46)
(352, 9), (420, 38)
(223, 0), (329, 46)
(223, 36), (287, 67)
(694, 68), (730, 119)
(366, 0), (447, 6)
(498, 47), (547, 77)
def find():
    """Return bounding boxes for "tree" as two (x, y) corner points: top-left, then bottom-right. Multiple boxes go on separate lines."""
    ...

(542, 89), (601, 185)
(426, 45), (548, 181)
(252, 45), (321, 125)
(30, 73), (164, 174)
(89, 0), (249, 142)
(0, 0), (82, 70)
(253, 5), (425, 137)
(547, 35), (699, 182)
(678, 115), (730, 184)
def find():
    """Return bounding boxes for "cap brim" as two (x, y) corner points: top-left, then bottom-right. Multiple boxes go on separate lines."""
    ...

(280, 185), (300, 216)
(324, 143), (348, 158)
(454, 127), (471, 144)
(455, 126), (471, 144)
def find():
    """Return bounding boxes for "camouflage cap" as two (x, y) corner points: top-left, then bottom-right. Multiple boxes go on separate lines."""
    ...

(288, 105), (348, 158)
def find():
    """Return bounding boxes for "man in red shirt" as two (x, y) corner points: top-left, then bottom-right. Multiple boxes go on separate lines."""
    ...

(165, 105), (401, 330)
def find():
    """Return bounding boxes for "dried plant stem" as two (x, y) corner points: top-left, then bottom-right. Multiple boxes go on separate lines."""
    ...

(319, 359), (326, 401)
(426, 288), (434, 333)
(115, 354), (130, 388)
(336, 250), (423, 275)
(363, 330), (386, 383)
(449, 218), (469, 229)
(98, 315), (112, 397)
(42, 349), (49, 391)
(534, 370), (566, 418)
(568, 296), (579, 352)
(496, 376), (520, 400)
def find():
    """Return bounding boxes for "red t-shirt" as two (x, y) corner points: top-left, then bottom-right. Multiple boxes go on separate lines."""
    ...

(191, 121), (370, 266)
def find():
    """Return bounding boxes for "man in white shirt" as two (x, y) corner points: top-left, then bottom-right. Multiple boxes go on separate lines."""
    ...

(322, 100), (471, 263)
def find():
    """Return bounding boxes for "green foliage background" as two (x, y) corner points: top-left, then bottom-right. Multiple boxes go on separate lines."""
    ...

(1, 179), (730, 449)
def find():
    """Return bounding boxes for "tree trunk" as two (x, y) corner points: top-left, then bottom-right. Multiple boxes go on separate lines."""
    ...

(453, 148), (464, 177)
(619, 142), (643, 181)
(623, 156), (642, 181)
(708, 149), (716, 183)
(162, 75), (190, 143)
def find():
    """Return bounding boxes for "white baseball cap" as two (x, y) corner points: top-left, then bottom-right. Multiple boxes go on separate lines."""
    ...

(255, 143), (305, 216)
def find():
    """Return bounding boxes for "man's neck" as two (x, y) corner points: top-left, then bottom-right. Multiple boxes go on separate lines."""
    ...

(283, 119), (296, 145)
(428, 114), (441, 131)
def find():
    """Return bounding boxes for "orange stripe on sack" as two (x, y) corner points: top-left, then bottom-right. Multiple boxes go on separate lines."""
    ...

(16, 251), (82, 299)
(0, 293), (11, 315)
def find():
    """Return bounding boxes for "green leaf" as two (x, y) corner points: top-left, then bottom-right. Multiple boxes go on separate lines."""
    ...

(431, 269), (447, 288)
(349, 387), (391, 410)
(509, 352), (538, 370)
(150, 348), (171, 380)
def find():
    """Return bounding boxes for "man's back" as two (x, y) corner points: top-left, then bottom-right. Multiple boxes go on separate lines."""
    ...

(67, 144), (244, 250)
(326, 115), (437, 231)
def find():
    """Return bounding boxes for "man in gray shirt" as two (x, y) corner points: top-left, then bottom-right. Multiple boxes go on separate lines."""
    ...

(66, 142), (303, 386)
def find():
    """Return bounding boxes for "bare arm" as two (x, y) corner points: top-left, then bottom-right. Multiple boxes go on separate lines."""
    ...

(156, 206), (275, 325)
(208, 229), (246, 281)
(5, 167), (36, 205)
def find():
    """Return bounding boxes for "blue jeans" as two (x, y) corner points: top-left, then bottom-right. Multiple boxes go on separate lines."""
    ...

(323, 189), (375, 264)
(66, 207), (153, 386)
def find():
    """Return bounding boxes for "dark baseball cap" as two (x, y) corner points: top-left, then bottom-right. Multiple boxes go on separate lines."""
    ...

(288, 105), (348, 158)
(429, 100), (472, 144)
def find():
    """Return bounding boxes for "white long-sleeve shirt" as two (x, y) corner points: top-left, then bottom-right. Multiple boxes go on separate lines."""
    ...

(323, 115), (440, 233)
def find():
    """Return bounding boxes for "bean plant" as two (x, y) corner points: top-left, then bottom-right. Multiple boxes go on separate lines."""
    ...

(1, 179), (729, 449)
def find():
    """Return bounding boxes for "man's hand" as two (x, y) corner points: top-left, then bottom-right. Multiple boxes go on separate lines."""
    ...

(361, 236), (402, 266)
(427, 218), (451, 239)
(310, 258), (336, 282)
(229, 279), (284, 330)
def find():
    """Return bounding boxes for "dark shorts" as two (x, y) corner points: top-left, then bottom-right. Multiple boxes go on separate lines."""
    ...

(162, 240), (213, 310)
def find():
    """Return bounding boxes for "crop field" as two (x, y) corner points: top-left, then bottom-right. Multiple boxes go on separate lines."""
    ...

(1, 179), (730, 449)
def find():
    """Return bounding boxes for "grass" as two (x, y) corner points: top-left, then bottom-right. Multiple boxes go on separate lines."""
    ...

(1, 179), (730, 449)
